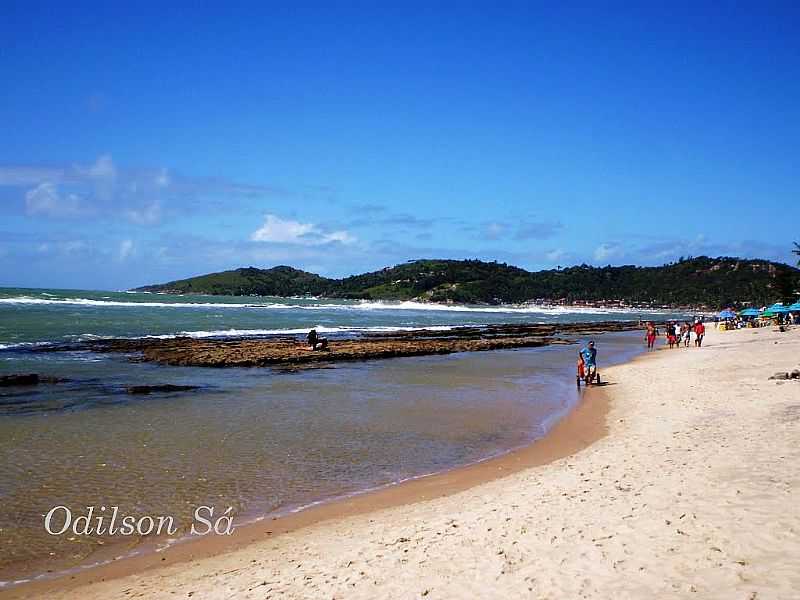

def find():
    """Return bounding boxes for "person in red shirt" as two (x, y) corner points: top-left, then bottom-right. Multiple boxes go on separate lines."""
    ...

(645, 322), (657, 350)
(576, 350), (586, 386)
(693, 320), (705, 347)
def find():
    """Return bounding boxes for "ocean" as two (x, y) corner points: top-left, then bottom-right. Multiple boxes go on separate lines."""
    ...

(0, 287), (691, 586)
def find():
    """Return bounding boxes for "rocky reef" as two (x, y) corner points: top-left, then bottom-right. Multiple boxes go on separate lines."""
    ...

(33, 320), (652, 368)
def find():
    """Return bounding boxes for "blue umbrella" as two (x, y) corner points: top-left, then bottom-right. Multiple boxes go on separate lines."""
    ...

(768, 303), (791, 314)
(718, 309), (736, 319)
(789, 302), (800, 311)
(739, 308), (760, 317)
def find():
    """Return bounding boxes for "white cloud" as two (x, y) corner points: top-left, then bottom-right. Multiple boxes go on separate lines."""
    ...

(62, 240), (88, 254)
(4, 155), (280, 226)
(594, 243), (623, 262)
(25, 182), (86, 218)
(321, 229), (356, 244)
(82, 154), (117, 181)
(485, 222), (505, 240)
(154, 168), (170, 188)
(118, 239), (135, 261)
(80, 155), (117, 201)
(33, 240), (89, 256)
(251, 214), (315, 243)
(250, 214), (355, 246)
(545, 248), (568, 263)
(125, 200), (161, 225)
(0, 166), (65, 186)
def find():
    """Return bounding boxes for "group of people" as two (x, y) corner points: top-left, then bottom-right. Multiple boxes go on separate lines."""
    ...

(719, 312), (795, 330)
(644, 319), (705, 350)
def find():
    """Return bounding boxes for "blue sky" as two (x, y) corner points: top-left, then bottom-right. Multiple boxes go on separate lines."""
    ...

(1, 2), (798, 290)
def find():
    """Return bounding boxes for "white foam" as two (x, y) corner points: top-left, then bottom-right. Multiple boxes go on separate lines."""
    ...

(0, 326), (459, 349)
(0, 295), (672, 316)
(351, 300), (668, 315)
(70, 325), (458, 341)
(0, 296), (267, 309)
(0, 341), (52, 350)
(179, 325), (456, 337)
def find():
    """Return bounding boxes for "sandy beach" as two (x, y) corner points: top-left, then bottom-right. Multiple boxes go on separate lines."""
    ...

(5, 325), (800, 599)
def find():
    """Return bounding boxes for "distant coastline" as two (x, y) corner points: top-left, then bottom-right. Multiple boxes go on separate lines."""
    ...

(133, 256), (800, 309)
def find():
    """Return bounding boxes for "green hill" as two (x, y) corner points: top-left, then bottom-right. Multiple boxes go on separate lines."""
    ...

(135, 256), (800, 309)
(136, 266), (333, 297)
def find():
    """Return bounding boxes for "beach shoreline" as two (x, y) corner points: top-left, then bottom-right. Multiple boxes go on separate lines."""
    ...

(0, 345), (616, 597)
(4, 325), (800, 599)
(0, 327), (648, 588)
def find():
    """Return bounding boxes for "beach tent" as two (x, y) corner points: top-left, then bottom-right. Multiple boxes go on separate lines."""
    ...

(738, 308), (760, 317)
(767, 303), (791, 313)
(718, 309), (736, 319)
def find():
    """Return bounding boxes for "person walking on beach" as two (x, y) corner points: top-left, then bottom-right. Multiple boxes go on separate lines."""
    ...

(683, 321), (692, 347)
(576, 350), (586, 386)
(645, 322), (657, 350)
(666, 322), (677, 349)
(693, 319), (705, 347)
(581, 340), (597, 384)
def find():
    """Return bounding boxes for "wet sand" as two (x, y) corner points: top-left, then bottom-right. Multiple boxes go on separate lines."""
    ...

(6, 325), (800, 598)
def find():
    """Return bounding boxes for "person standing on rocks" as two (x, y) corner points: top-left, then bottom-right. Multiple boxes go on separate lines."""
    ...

(307, 329), (328, 351)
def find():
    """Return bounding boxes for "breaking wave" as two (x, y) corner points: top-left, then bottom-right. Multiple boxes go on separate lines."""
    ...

(0, 295), (667, 316)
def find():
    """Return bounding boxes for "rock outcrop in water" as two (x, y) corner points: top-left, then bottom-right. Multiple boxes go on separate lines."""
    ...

(0, 374), (40, 386)
(0, 373), (69, 386)
(126, 384), (200, 394)
(35, 321), (654, 368)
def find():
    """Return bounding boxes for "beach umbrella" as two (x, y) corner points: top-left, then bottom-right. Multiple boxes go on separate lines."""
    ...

(768, 303), (791, 314)
(738, 308), (760, 317)
(718, 309), (736, 319)
(787, 302), (800, 311)
(760, 310), (776, 318)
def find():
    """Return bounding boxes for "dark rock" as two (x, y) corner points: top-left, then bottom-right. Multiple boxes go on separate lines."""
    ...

(0, 374), (70, 387)
(126, 384), (200, 395)
(0, 373), (40, 386)
(42, 320), (653, 369)
(39, 375), (70, 384)
(791, 369), (800, 379)
(30, 320), (667, 369)
(769, 372), (790, 380)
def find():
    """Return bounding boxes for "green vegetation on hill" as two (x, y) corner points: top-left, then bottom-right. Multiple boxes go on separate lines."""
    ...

(137, 266), (333, 297)
(136, 256), (800, 309)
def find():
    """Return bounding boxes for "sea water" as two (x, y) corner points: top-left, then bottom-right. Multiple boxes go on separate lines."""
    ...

(0, 287), (689, 584)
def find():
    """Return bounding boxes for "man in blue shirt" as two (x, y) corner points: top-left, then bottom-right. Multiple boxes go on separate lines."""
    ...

(581, 340), (597, 383)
